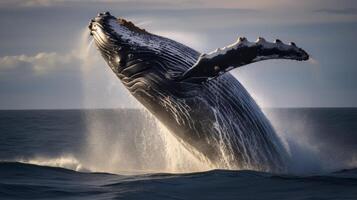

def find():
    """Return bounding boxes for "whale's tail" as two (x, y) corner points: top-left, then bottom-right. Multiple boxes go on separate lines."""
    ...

(179, 37), (309, 83)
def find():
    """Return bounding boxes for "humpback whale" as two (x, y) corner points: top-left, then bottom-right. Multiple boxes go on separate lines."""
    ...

(89, 12), (309, 172)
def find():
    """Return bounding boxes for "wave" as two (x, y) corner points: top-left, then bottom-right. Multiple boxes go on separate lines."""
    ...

(1, 162), (356, 200)
(4, 153), (209, 175)
(2, 161), (357, 180)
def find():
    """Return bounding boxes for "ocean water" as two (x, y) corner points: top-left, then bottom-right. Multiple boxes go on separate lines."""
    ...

(0, 108), (356, 199)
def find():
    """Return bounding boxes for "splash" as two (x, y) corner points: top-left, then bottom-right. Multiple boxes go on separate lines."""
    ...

(80, 109), (214, 174)
(78, 28), (101, 108)
(77, 28), (213, 174)
(142, 110), (215, 173)
(16, 155), (84, 172)
(308, 57), (319, 65)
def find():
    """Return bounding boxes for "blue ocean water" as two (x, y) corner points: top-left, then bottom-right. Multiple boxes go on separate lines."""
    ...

(0, 108), (356, 199)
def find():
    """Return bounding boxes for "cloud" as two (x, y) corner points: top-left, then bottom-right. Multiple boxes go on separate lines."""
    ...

(0, 0), (194, 8)
(0, 51), (84, 109)
(0, 0), (324, 10)
(0, 45), (139, 109)
(315, 8), (357, 15)
(0, 52), (80, 76)
(0, 0), (351, 11)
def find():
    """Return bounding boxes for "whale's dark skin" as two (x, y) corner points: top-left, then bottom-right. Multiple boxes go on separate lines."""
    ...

(89, 12), (309, 172)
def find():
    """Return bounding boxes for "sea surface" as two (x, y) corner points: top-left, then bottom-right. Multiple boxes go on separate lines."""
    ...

(0, 108), (356, 199)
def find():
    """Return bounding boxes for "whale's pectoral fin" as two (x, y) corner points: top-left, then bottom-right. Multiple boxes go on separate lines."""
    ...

(178, 37), (309, 83)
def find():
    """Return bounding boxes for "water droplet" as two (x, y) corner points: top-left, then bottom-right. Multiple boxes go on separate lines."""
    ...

(115, 56), (121, 64)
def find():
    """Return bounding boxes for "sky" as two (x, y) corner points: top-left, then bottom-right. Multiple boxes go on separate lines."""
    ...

(0, 0), (356, 109)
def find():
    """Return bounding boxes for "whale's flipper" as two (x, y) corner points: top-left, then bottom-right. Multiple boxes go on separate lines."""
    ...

(179, 37), (309, 83)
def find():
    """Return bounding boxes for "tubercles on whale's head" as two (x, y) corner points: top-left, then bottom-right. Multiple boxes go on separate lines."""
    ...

(88, 12), (153, 75)
(89, 12), (123, 73)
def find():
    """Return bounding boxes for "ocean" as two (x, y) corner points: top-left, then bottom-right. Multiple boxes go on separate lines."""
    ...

(0, 108), (356, 199)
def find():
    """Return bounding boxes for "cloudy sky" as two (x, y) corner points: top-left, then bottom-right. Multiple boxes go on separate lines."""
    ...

(0, 0), (356, 109)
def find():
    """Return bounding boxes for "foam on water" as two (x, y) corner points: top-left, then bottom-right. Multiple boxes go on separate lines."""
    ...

(17, 155), (84, 172)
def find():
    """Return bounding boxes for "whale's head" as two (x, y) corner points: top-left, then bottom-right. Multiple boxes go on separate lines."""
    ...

(88, 12), (198, 86)
(89, 12), (149, 75)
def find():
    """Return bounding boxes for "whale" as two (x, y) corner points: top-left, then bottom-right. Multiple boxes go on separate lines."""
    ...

(88, 12), (309, 172)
